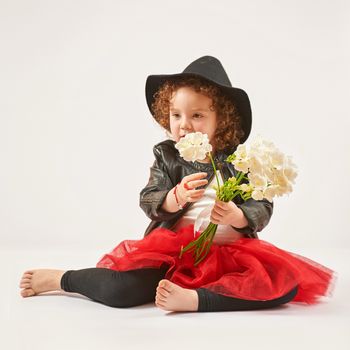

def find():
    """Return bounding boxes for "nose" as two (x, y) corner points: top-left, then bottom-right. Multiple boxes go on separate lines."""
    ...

(179, 116), (192, 131)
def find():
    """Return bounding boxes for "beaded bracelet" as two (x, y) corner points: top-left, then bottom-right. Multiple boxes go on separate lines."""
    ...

(173, 183), (184, 210)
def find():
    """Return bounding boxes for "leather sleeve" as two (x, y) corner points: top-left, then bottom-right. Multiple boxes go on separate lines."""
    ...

(222, 163), (274, 238)
(231, 198), (274, 237)
(139, 144), (181, 222)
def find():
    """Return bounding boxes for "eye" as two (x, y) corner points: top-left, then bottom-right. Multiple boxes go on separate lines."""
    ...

(171, 113), (180, 118)
(193, 113), (203, 119)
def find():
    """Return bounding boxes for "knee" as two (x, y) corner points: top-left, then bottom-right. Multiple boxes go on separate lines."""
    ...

(96, 270), (159, 308)
(92, 268), (165, 308)
(97, 281), (136, 308)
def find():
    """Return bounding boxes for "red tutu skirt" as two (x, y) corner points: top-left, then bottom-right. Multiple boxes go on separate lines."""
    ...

(96, 224), (336, 304)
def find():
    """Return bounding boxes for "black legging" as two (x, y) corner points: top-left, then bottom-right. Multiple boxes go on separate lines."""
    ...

(60, 266), (298, 312)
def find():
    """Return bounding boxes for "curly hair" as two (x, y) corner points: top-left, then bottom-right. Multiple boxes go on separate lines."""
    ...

(151, 75), (245, 152)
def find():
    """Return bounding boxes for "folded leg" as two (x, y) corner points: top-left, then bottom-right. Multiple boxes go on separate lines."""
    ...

(60, 266), (168, 308)
(196, 286), (298, 312)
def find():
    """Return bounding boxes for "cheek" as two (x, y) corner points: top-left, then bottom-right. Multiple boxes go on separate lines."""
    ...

(205, 123), (217, 136)
(169, 120), (179, 134)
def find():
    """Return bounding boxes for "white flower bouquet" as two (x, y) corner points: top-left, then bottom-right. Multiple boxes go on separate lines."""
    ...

(176, 132), (298, 266)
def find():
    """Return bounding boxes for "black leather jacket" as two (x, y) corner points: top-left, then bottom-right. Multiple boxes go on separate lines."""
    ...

(140, 139), (273, 239)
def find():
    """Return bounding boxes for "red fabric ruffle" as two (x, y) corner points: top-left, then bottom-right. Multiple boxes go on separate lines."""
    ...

(96, 224), (336, 304)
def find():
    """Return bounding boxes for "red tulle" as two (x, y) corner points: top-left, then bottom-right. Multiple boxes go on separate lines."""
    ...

(96, 224), (336, 304)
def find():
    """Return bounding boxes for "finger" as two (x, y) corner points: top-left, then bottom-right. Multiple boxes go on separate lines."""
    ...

(212, 206), (226, 217)
(186, 191), (206, 202)
(188, 194), (205, 202)
(186, 194), (201, 202)
(187, 188), (205, 195)
(211, 211), (225, 222)
(215, 200), (229, 210)
(187, 189), (205, 197)
(212, 207), (224, 218)
(187, 179), (208, 189)
(184, 172), (208, 182)
(210, 214), (220, 224)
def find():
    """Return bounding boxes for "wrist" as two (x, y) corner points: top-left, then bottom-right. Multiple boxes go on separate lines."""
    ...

(231, 207), (249, 228)
(173, 183), (186, 210)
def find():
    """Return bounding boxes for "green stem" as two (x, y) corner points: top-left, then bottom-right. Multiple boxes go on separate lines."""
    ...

(179, 152), (225, 264)
(194, 227), (216, 266)
(230, 190), (240, 200)
(208, 152), (221, 196)
(236, 171), (245, 184)
(194, 223), (217, 265)
(196, 223), (216, 258)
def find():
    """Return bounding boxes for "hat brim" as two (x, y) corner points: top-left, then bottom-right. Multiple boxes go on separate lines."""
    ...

(145, 72), (252, 144)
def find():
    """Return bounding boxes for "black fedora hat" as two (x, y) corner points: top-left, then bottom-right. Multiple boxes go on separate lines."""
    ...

(145, 55), (252, 144)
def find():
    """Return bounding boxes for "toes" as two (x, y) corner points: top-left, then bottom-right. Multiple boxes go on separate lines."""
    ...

(21, 288), (35, 297)
(155, 290), (168, 308)
(20, 282), (31, 288)
(20, 273), (33, 282)
(21, 277), (32, 282)
(155, 300), (166, 309)
(20, 274), (32, 281)
(155, 294), (166, 303)
(19, 278), (31, 288)
(24, 271), (34, 275)
(156, 286), (169, 297)
(158, 279), (172, 292)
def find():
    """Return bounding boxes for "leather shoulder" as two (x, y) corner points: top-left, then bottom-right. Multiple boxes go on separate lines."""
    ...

(153, 139), (177, 158)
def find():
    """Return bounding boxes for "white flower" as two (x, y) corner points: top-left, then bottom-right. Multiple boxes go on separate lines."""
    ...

(237, 183), (252, 192)
(232, 159), (250, 173)
(235, 144), (248, 159)
(249, 154), (264, 174)
(251, 189), (264, 200)
(284, 156), (298, 183)
(228, 176), (237, 183)
(269, 150), (285, 170)
(231, 144), (250, 173)
(248, 173), (267, 190)
(229, 135), (298, 202)
(175, 132), (212, 162)
(263, 186), (278, 202)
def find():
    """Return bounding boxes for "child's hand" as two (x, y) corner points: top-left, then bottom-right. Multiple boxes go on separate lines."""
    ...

(210, 200), (248, 227)
(177, 172), (208, 205)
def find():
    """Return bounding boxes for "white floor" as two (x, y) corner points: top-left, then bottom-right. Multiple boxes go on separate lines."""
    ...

(2, 247), (349, 350)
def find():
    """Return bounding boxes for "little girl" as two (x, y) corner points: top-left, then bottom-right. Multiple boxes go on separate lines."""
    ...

(19, 56), (336, 312)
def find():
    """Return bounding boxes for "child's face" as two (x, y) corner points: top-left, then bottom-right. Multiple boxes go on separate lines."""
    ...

(169, 86), (217, 146)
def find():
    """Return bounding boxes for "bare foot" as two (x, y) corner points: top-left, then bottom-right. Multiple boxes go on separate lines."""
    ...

(19, 269), (66, 297)
(155, 279), (199, 312)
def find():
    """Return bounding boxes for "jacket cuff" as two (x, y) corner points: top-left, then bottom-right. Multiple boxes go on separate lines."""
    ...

(147, 189), (182, 222)
(230, 199), (272, 238)
(230, 204), (257, 235)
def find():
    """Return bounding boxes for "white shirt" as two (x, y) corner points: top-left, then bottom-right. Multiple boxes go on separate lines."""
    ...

(172, 170), (244, 245)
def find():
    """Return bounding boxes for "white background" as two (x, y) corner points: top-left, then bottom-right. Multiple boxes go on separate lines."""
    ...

(1, 0), (349, 251)
(1, 1), (349, 349)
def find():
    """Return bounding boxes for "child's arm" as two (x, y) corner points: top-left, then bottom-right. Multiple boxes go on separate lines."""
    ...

(140, 143), (208, 222)
(231, 198), (274, 238)
(210, 200), (249, 228)
(213, 163), (274, 238)
(139, 144), (181, 222)
(161, 172), (208, 213)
